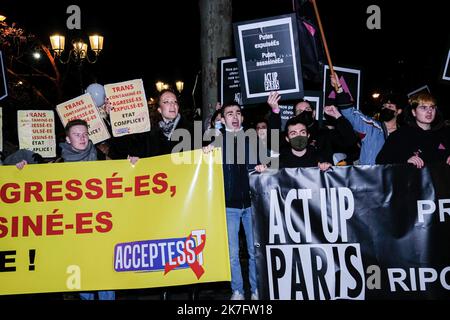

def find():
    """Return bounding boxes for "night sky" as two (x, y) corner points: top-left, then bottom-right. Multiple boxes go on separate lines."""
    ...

(1, 0), (449, 115)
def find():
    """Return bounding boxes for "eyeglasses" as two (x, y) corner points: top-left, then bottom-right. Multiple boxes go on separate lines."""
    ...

(417, 105), (437, 111)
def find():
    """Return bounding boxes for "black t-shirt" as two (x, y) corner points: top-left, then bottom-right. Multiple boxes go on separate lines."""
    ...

(279, 147), (320, 168)
(376, 125), (450, 165)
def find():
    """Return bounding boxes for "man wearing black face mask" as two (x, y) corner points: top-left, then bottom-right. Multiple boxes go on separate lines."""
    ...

(267, 93), (320, 153)
(293, 99), (318, 144)
(267, 92), (357, 165)
(275, 117), (331, 171)
(378, 97), (402, 134)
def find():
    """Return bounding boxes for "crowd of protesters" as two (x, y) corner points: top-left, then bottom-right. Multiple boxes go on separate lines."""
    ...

(1, 73), (450, 301)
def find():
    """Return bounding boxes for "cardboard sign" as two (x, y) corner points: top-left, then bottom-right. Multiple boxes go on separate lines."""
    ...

(234, 14), (304, 104)
(56, 93), (110, 145)
(323, 65), (361, 110)
(104, 79), (151, 137)
(218, 57), (242, 106)
(17, 110), (56, 158)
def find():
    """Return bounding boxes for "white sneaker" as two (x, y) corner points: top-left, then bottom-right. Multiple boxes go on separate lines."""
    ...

(251, 290), (259, 300)
(230, 290), (245, 300)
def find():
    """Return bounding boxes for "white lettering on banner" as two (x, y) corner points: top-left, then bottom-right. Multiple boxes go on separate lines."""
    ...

(269, 189), (285, 244)
(266, 244), (365, 300)
(417, 199), (450, 223)
(264, 72), (280, 91)
(114, 239), (197, 270)
(388, 267), (450, 292)
(269, 188), (354, 244)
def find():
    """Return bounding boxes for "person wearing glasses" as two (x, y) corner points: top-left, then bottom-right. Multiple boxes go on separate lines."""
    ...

(376, 93), (450, 168)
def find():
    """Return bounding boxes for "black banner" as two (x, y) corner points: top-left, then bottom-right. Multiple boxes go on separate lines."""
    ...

(250, 164), (450, 300)
(233, 14), (304, 104)
(0, 51), (7, 101)
(217, 57), (242, 106)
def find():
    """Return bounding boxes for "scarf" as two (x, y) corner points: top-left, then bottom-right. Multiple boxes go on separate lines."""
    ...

(158, 114), (181, 140)
(60, 141), (98, 162)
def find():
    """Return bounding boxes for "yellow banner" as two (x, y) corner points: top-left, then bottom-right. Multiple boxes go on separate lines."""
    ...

(0, 149), (230, 295)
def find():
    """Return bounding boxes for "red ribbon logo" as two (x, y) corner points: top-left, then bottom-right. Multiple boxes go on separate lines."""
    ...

(164, 233), (206, 279)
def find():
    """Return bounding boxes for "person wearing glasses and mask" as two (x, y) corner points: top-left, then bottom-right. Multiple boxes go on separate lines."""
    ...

(376, 93), (450, 168)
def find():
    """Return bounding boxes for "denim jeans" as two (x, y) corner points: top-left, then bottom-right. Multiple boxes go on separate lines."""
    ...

(226, 207), (257, 295)
(80, 291), (115, 300)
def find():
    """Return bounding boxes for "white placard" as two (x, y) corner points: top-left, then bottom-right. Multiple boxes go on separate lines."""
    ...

(56, 93), (110, 144)
(18, 110), (56, 158)
(104, 79), (151, 137)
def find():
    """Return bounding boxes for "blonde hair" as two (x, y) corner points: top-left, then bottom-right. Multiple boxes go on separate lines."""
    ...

(408, 92), (436, 108)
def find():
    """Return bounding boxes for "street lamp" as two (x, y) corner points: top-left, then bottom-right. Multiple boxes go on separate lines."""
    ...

(155, 81), (171, 92)
(49, 34), (104, 64)
(156, 81), (184, 93)
(156, 81), (165, 92)
(175, 81), (184, 93)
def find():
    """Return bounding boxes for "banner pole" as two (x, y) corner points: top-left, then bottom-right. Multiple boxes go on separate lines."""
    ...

(310, 0), (339, 91)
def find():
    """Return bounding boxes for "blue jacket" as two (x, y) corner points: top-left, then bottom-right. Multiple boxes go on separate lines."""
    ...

(336, 92), (387, 165)
(340, 107), (386, 165)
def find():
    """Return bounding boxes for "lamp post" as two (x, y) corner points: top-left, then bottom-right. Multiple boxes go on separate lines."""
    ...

(155, 81), (165, 92)
(175, 81), (184, 94)
(49, 34), (104, 93)
(49, 34), (104, 64)
(156, 81), (184, 93)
